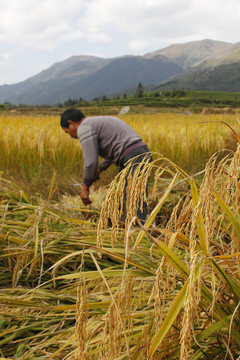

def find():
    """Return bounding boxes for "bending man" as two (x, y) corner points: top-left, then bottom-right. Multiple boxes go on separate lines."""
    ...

(60, 108), (151, 221)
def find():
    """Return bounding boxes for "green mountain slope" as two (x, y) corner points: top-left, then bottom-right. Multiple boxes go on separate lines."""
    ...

(147, 39), (240, 69)
(155, 61), (240, 92)
(0, 55), (182, 105)
(1, 39), (240, 105)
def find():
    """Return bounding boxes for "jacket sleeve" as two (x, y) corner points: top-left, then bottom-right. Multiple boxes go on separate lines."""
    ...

(99, 158), (112, 170)
(78, 124), (99, 186)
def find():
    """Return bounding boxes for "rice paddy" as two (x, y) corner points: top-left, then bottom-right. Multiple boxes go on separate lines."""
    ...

(0, 111), (238, 196)
(0, 110), (240, 359)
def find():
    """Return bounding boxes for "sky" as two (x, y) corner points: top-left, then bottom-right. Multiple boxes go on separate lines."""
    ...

(0, 0), (240, 85)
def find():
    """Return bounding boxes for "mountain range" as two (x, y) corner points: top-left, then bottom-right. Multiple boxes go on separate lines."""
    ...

(0, 39), (240, 105)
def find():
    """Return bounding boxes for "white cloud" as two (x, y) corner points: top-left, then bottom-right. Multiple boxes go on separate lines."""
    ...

(129, 40), (149, 52)
(85, 27), (111, 43)
(0, 0), (85, 48)
(0, 0), (240, 84)
(0, 0), (115, 51)
(0, 53), (11, 62)
(1, 0), (240, 51)
(81, 0), (240, 48)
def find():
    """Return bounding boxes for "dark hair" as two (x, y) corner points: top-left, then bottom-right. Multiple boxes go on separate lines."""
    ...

(60, 108), (85, 128)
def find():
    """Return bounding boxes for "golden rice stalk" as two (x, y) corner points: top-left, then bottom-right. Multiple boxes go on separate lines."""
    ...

(179, 255), (198, 360)
(125, 156), (153, 230)
(75, 273), (88, 360)
(97, 156), (153, 247)
(103, 276), (134, 358)
(97, 167), (126, 247)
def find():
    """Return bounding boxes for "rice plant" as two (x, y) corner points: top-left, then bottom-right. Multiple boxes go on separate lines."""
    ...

(0, 113), (240, 359)
(61, 145), (238, 360)
(1, 141), (240, 358)
(0, 111), (238, 196)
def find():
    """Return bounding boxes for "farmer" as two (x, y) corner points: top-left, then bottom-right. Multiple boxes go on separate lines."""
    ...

(60, 108), (151, 222)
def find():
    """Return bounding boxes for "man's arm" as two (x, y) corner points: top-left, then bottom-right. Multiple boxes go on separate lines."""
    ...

(99, 158), (112, 171)
(78, 124), (99, 205)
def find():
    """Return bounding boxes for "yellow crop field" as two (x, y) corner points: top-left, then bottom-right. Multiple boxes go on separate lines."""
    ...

(0, 111), (238, 196)
(0, 109), (240, 359)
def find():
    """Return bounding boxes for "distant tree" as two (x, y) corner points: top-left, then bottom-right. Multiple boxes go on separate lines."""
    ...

(136, 82), (144, 98)
(64, 98), (78, 107)
(171, 89), (187, 98)
(4, 101), (12, 107)
(163, 91), (171, 97)
(78, 98), (89, 106)
(123, 93), (127, 99)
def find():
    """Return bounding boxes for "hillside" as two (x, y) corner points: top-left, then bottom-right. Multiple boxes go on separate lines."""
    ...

(0, 55), (182, 105)
(154, 61), (240, 92)
(147, 39), (240, 69)
(0, 56), (111, 105)
(1, 39), (240, 105)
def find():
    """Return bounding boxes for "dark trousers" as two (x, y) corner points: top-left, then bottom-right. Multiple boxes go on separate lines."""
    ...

(119, 145), (152, 223)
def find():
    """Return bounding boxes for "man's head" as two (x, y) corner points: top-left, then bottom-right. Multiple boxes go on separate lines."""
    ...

(60, 109), (85, 138)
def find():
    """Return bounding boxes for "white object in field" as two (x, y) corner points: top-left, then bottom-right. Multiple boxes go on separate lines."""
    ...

(118, 106), (130, 115)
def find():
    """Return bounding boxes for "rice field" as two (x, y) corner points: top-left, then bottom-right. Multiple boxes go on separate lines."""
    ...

(0, 109), (240, 359)
(0, 111), (238, 196)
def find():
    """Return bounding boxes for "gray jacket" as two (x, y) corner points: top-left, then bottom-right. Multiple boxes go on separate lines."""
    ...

(77, 116), (142, 186)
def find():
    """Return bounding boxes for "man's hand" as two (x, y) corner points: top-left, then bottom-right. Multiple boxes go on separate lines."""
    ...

(80, 184), (92, 205)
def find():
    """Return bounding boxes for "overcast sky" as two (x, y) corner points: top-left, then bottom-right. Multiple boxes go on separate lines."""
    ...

(0, 0), (240, 85)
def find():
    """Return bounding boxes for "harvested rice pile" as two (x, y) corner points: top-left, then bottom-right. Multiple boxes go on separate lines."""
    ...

(1, 146), (240, 359)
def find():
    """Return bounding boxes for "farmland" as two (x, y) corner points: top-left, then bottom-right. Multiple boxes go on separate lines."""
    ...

(0, 110), (238, 196)
(0, 108), (240, 359)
